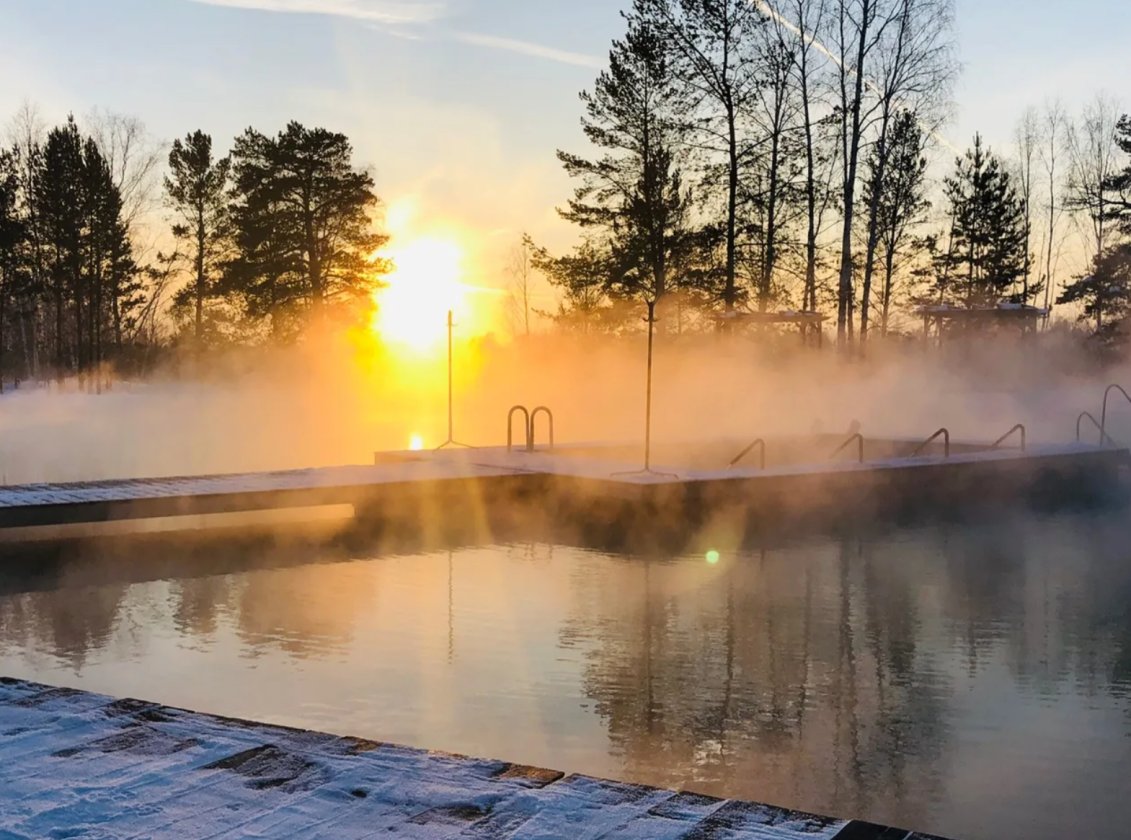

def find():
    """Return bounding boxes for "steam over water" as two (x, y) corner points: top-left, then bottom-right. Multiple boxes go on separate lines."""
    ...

(0, 513), (1129, 840)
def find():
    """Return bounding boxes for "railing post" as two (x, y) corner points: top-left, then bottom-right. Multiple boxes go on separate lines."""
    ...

(1101, 384), (1131, 446)
(507, 406), (530, 453)
(531, 407), (555, 452)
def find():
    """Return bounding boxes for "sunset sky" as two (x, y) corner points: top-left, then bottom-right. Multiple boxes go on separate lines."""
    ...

(1, 0), (1129, 302)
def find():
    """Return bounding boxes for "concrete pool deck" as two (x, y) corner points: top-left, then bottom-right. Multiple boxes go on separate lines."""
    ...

(0, 677), (950, 839)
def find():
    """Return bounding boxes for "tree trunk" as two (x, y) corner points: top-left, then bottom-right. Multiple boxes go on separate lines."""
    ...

(762, 127), (782, 313)
(837, 0), (871, 346)
(860, 107), (893, 345)
(195, 206), (206, 347)
(881, 246), (896, 337)
(725, 103), (739, 313)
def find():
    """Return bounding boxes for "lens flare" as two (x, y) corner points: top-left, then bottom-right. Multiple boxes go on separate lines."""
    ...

(706, 550), (721, 565)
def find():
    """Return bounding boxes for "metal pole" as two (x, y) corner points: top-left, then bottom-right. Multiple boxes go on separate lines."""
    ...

(447, 309), (454, 443)
(436, 309), (471, 450)
(645, 299), (655, 471)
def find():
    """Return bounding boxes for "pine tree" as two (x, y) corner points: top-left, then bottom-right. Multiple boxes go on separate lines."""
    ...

(227, 123), (387, 330)
(33, 117), (85, 374)
(1102, 115), (1131, 235)
(1058, 243), (1131, 339)
(557, 10), (693, 308)
(166, 131), (231, 347)
(939, 135), (1029, 306)
(0, 149), (25, 389)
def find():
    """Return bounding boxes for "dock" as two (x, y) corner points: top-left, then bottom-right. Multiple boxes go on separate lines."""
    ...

(0, 677), (950, 839)
(0, 436), (1124, 534)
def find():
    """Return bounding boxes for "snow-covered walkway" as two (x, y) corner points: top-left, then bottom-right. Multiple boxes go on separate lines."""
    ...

(0, 678), (948, 839)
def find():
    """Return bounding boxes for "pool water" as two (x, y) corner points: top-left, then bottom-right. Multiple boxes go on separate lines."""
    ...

(0, 512), (1129, 840)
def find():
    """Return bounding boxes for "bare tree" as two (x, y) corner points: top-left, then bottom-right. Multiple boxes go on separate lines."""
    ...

(1066, 94), (1122, 263)
(826, 0), (953, 346)
(780, 0), (836, 314)
(750, 13), (805, 311)
(86, 109), (164, 234)
(507, 234), (536, 337)
(1037, 101), (1067, 322)
(1014, 107), (1039, 302)
(5, 102), (46, 380)
(856, 0), (954, 342)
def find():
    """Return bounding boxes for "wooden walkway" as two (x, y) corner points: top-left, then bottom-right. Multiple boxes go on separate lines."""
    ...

(0, 678), (950, 839)
(0, 442), (1122, 530)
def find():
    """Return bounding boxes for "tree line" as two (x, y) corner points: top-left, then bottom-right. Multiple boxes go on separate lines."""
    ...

(0, 112), (386, 385)
(532, 0), (1131, 349)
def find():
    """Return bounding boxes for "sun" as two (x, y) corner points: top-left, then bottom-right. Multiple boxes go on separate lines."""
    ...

(371, 236), (468, 352)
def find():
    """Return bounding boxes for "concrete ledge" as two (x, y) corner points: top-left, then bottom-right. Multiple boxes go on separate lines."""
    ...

(0, 678), (952, 839)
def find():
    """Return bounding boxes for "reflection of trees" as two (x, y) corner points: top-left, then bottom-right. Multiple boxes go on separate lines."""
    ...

(0, 585), (127, 670)
(171, 577), (233, 637)
(233, 564), (377, 658)
(565, 512), (1131, 828)
(561, 533), (954, 827)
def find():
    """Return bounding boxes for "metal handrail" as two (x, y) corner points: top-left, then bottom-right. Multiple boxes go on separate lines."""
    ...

(829, 433), (865, 464)
(507, 405), (531, 453)
(991, 424), (1026, 452)
(728, 438), (766, 469)
(911, 428), (951, 458)
(1101, 384), (1131, 445)
(530, 406), (555, 451)
(1077, 411), (1119, 446)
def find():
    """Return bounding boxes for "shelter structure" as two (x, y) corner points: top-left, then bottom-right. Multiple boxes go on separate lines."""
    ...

(916, 303), (1048, 345)
(714, 310), (828, 347)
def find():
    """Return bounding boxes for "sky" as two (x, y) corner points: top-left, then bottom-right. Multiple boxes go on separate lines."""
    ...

(1, 0), (1130, 297)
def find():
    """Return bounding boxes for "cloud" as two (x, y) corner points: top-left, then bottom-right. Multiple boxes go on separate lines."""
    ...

(189, 0), (601, 70)
(188, 0), (446, 25)
(451, 32), (603, 70)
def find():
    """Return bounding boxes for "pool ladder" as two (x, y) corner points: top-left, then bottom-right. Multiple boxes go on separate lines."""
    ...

(507, 405), (555, 453)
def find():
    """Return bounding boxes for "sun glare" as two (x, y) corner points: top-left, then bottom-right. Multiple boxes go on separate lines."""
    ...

(409, 434), (425, 451)
(372, 236), (468, 352)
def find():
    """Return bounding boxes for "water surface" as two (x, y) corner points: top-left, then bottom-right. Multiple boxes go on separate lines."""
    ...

(0, 514), (1129, 840)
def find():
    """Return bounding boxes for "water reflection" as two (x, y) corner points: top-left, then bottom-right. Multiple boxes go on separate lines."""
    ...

(0, 514), (1127, 840)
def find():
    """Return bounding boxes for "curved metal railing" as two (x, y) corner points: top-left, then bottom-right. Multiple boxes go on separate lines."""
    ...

(1100, 384), (1131, 446)
(530, 406), (555, 451)
(991, 424), (1027, 452)
(728, 438), (766, 469)
(1077, 411), (1119, 446)
(829, 433), (865, 464)
(507, 405), (532, 452)
(911, 428), (951, 458)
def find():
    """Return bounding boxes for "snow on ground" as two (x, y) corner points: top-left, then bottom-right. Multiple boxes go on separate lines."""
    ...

(0, 678), (947, 839)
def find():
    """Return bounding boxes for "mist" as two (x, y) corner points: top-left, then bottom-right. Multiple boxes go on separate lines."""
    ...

(0, 320), (1126, 487)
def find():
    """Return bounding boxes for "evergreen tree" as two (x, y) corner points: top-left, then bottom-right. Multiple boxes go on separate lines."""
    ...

(226, 123), (387, 330)
(33, 117), (85, 374)
(1058, 243), (1131, 339)
(529, 238), (618, 333)
(938, 135), (1029, 306)
(557, 11), (693, 307)
(165, 131), (231, 346)
(0, 149), (25, 388)
(1102, 114), (1131, 234)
